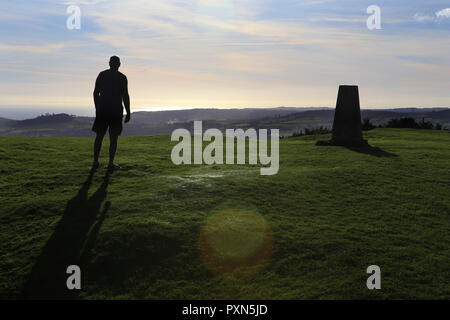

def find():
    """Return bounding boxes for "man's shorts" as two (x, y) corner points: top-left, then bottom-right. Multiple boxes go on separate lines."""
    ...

(92, 113), (123, 136)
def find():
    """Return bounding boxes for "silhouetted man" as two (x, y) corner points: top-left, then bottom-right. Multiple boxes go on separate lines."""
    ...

(92, 56), (130, 170)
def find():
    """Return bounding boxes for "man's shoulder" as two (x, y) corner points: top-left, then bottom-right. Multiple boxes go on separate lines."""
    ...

(118, 71), (127, 81)
(97, 69), (110, 77)
(97, 69), (127, 81)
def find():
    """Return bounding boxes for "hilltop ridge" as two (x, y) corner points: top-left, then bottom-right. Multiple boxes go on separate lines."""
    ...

(0, 107), (448, 137)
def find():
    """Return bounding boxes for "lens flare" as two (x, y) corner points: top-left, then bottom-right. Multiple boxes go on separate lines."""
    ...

(198, 205), (273, 278)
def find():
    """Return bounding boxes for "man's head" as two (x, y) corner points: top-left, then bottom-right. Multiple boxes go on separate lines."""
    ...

(109, 56), (121, 71)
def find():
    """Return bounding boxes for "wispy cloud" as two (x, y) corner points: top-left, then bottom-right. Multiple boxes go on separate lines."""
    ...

(413, 13), (435, 22)
(414, 7), (450, 22)
(0, 43), (66, 54)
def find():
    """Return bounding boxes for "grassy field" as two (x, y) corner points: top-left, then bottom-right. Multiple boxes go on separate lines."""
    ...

(0, 128), (449, 299)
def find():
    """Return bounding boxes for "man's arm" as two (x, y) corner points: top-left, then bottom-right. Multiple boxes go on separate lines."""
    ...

(123, 76), (131, 122)
(93, 74), (101, 109)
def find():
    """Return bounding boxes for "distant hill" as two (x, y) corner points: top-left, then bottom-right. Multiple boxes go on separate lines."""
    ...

(382, 107), (450, 113)
(0, 117), (16, 126)
(0, 107), (448, 137)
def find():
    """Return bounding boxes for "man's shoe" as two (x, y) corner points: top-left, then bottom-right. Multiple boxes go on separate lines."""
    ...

(107, 163), (120, 171)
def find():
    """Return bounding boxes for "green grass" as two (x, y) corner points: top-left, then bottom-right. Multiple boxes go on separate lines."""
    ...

(0, 128), (449, 299)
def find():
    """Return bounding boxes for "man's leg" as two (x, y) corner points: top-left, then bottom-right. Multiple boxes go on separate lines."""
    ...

(108, 133), (119, 167)
(93, 132), (105, 167)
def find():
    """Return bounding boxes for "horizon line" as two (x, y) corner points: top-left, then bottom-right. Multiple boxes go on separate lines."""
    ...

(1, 105), (449, 121)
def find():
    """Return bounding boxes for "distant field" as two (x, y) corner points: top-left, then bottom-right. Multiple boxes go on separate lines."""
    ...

(0, 129), (449, 299)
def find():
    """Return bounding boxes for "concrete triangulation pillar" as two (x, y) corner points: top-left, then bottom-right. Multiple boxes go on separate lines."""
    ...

(317, 85), (368, 146)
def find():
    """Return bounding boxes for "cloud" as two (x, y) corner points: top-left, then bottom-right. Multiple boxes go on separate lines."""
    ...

(414, 8), (450, 22)
(436, 8), (450, 19)
(0, 43), (66, 53)
(413, 13), (434, 22)
(62, 0), (108, 5)
(304, 0), (336, 5)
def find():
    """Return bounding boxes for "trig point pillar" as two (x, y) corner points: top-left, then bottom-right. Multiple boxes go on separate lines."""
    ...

(326, 85), (367, 146)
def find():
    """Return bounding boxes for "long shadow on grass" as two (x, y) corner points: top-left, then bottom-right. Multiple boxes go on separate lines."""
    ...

(345, 144), (398, 158)
(22, 168), (110, 299)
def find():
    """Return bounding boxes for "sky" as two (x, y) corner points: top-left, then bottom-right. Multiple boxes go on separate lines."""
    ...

(0, 0), (449, 118)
